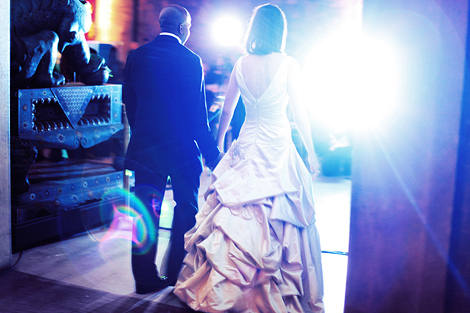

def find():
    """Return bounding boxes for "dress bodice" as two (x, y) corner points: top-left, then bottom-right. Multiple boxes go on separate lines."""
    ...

(211, 54), (315, 228)
(235, 55), (293, 147)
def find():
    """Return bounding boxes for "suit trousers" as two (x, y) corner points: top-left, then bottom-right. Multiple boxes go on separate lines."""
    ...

(131, 159), (202, 288)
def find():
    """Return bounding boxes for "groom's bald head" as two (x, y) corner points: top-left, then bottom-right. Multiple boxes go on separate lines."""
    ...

(159, 5), (190, 33)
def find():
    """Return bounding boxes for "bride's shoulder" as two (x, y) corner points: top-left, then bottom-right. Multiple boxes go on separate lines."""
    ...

(238, 54), (255, 63)
(233, 55), (249, 69)
(286, 55), (300, 69)
(284, 54), (298, 63)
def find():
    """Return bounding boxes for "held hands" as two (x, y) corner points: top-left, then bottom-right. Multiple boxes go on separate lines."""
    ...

(207, 152), (225, 171)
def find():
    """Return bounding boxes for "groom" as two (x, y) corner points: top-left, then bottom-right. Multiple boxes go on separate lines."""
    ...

(123, 4), (221, 294)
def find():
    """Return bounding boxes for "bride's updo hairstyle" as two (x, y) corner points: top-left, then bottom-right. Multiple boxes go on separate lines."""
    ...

(244, 4), (287, 55)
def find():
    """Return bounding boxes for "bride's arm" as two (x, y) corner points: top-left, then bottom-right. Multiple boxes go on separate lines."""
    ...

(287, 58), (320, 176)
(217, 61), (241, 150)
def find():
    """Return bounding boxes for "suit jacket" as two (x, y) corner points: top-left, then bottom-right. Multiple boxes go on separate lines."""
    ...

(123, 35), (219, 173)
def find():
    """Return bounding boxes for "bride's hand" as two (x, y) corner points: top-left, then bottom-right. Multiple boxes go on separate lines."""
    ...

(308, 154), (321, 179)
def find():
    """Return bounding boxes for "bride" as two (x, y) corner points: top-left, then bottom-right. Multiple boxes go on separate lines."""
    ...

(174, 4), (325, 312)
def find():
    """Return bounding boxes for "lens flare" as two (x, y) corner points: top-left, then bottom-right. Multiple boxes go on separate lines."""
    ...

(212, 16), (244, 47)
(303, 34), (401, 132)
(85, 187), (162, 256)
(354, 36), (402, 130)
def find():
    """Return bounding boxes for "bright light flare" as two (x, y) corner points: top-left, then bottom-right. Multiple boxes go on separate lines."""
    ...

(303, 34), (402, 132)
(356, 37), (402, 130)
(212, 16), (243, 46)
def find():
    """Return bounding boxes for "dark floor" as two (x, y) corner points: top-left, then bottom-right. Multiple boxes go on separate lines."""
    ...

(1, 170), (350, 313)
(1, 270), (195, 313)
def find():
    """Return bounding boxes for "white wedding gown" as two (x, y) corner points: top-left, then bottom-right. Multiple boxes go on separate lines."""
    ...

(174, 55), (325, 313)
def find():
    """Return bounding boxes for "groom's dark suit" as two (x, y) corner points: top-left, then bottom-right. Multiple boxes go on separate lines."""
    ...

(123, 34), (219, 288)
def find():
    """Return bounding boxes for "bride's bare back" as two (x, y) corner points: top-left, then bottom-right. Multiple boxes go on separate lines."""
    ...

(240, 53), (287, 100)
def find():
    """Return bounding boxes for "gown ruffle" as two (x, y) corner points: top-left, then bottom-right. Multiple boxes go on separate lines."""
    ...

(173, 55), (325, 313)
